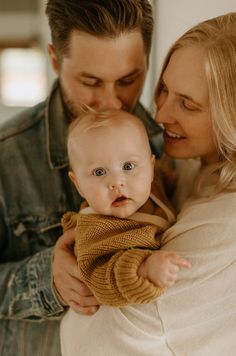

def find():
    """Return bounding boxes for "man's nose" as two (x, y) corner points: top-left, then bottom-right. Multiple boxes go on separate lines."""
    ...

(97, 86), (123, 110)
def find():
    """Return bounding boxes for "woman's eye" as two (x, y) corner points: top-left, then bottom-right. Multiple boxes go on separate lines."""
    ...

(92, 168), (106, 176)
(123, 162), (135, 171)
(182, 101), (199, 112)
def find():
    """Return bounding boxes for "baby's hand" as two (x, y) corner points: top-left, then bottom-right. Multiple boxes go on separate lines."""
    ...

(138, 251), (191, 288)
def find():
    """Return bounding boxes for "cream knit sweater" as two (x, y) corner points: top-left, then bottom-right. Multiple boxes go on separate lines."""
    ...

(61, 183), (236, 356)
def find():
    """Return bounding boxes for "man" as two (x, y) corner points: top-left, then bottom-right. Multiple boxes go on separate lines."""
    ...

(0, 1), (161, 355)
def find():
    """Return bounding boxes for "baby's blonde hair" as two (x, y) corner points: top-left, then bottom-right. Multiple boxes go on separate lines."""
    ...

(67, 108), (151, 168)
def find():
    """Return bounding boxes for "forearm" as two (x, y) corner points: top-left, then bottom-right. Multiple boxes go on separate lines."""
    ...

(114, 249), (165, 304)
(80, 249), (165, 307)
(0, 247), (64, 320)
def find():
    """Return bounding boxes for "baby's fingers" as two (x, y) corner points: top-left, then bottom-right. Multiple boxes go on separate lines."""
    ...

(171, 254), (192, 269)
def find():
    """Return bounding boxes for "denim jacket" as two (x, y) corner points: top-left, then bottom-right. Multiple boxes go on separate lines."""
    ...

(0, 80), (162, 356)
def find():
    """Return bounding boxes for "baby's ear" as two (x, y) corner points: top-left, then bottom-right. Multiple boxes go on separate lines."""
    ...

(150, 154), (156, 182)
(151, 154), (156, 166)
(68, 171), (84, 197)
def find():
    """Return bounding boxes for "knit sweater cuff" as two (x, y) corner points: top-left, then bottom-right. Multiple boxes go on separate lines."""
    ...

(61, 211), (77, 231)
(114, 249), (165, 304)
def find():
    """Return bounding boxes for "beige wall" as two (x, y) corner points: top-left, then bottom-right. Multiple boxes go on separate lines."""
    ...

(0, 1), (236, 119)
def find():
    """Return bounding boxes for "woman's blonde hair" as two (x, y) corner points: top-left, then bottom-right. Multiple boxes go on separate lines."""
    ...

(155, 12), (236, 194)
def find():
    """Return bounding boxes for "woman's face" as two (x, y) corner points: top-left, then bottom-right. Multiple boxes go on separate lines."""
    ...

(155, 46), (218, 164)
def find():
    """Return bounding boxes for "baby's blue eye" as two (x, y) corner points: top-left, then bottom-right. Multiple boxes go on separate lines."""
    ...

(123, 162), (135, 171)
(92, 167), (106, 176)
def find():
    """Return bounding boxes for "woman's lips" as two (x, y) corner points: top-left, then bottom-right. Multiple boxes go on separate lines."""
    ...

(165, 129), (185, 139)
(164, 129), (186, 144)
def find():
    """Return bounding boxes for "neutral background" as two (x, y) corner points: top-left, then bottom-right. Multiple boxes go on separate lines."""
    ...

(0, 0), (235, 121)
(143, 0), (236, 111)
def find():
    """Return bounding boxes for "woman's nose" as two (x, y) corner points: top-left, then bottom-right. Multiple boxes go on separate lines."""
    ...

(155, 101), (176, 124)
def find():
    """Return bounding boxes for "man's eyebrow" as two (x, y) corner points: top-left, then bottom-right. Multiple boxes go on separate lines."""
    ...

(120, 69), (144, 79)
(78, 72), (99, 79)
(77, 68), (143, 81)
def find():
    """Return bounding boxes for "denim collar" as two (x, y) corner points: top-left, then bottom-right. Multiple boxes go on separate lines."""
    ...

(45, 80), (69, 169)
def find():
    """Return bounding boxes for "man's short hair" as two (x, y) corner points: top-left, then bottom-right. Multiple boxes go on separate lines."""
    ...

(46, 0), (153, 60)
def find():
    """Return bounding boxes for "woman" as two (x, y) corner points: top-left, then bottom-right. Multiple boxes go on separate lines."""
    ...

(155, 11), (236, 355)
(61, 12), (236, 356)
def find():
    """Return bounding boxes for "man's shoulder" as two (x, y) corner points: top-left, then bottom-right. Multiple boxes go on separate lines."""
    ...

(0, 101), (46, 142)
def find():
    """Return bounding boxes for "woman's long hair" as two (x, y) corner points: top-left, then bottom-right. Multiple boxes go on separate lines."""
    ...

(155, 12), (236, 195)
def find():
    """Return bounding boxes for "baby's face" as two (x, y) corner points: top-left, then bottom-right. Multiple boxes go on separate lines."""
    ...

(71, 120), (154, 218)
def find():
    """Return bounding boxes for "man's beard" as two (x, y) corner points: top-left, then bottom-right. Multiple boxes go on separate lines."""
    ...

(59, 84), (80, 122)
(59, 81), (136, 121)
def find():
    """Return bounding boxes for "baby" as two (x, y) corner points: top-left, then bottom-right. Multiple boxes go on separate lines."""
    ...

(61, 108), (191, 306)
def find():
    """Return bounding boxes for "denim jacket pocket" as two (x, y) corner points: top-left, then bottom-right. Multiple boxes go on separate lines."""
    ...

(6, 213), (63, 261)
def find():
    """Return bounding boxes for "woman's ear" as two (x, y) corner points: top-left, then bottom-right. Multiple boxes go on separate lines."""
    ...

(68, 171), (84, 197)
(47, 43), (60, 74)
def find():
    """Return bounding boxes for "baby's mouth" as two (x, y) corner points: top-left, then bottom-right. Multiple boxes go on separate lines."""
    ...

(112, 195), (129, 207)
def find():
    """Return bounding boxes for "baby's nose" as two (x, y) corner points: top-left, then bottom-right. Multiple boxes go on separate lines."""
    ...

(109, 181), (125, 190)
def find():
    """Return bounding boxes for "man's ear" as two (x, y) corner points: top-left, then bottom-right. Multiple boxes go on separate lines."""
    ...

(47, 43), (60, 74)
(68, 171), (84, 197)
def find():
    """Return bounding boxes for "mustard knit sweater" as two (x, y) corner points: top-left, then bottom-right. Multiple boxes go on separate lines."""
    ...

(61, 161), (175, 306)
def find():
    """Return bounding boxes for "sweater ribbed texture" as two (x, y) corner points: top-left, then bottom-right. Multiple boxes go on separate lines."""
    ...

(61, 160), (175, 306)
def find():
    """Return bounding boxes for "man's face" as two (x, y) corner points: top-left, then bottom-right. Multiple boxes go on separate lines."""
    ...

(49, 30), (147, 118)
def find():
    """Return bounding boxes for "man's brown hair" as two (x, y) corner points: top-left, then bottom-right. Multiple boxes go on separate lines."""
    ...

(46, 0), (153, 60)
